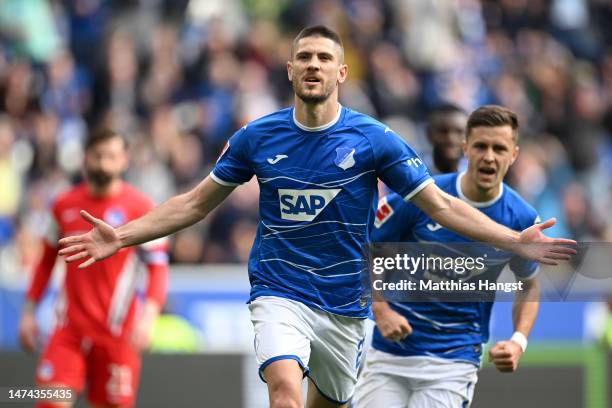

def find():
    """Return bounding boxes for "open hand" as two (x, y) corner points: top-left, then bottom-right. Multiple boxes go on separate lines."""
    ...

(517, 218), (576, 265)
(58, 210), (122, 269)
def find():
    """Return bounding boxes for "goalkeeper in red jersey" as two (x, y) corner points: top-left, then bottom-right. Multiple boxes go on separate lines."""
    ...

(18, 128), (168, 408)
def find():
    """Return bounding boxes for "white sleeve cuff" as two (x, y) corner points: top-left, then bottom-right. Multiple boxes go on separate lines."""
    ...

(403, 178), (434, 202)
(210, 171), (241, 187)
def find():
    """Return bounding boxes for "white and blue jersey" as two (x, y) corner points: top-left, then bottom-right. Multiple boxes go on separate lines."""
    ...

(371, 172), (540, 365)
(212, 106), (432, 318)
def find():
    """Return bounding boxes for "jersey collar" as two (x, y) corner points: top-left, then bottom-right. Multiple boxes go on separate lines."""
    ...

(292, 103), (342, 132)
(456, 171), (504, 208)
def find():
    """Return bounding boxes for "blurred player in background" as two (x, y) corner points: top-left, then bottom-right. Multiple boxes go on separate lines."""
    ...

(378, 103), (467, 198)
(18, 129), (168, 408)
(353, 106), (541, 407)
(425, 103), (468, 175)
(57, 26), (572, 408)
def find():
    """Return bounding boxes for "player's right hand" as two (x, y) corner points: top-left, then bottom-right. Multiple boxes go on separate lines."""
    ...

(489, 340), (523, 373)
(18, 309), (38, 352)
(373, 303), (412, 342)
(58, 210), (122, 269)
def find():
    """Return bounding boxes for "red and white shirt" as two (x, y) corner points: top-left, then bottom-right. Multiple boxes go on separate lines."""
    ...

(26, 182), (168, 345)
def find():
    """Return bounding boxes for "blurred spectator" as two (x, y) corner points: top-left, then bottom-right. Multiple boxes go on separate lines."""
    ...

(141, 24), (182, 112)
(42, 49), (90, 120)
(0, 0), (62, 63)
(0, 117), (19, 244)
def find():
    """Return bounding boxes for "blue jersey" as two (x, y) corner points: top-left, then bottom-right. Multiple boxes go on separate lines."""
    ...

(212, 106), (432, 317)
(371, 172), (540, 365)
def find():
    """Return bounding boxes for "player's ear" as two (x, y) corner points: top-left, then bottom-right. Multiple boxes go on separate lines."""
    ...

(510, 145), (519, 165)
(287, 61), (293, 82)
(462, 137), (468, 156)
(337, 63), (348, 84)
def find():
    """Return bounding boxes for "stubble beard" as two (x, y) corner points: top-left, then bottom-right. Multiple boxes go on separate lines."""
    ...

(292, 76), (334, 104)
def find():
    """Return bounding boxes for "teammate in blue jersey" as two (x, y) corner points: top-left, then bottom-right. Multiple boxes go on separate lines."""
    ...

(353, 105), (543, 407)
(58, 26), (574, 408)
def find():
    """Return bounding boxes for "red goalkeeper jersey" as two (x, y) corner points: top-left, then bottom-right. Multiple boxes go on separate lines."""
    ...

(26, 182), (168, 345)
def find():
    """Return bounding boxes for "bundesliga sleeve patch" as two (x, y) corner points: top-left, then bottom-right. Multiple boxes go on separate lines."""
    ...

(216, 141), (230, 163)
(374, 196), (394, 228)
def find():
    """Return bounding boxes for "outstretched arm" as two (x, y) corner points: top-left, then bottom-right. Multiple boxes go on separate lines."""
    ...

(412, 184), (518, 244)
(59, 176), (235, 268)
(116, 176), (233, 247)
(411, 184), (575, 264)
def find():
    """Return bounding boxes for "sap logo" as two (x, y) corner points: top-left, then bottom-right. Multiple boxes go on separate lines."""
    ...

(406, 157), (423, 167)
(279, 188), (341, 221)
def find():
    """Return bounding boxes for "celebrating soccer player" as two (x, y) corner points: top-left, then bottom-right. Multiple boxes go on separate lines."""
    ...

(18, 129), (168, 408)
(57, 26), (573, 408)
(353, 105), (543, 407)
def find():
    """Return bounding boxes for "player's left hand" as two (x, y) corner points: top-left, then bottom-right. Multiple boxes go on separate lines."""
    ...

(131, 299), (160, 351)
(18, 308), (39, 352)
(489, 340), (523, 373)
(131, 319), (154, 351)
(517, 218), (576, 265)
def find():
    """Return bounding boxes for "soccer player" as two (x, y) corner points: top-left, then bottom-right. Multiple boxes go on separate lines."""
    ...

(57, 26), (573, 408)
(18, 129), (168, 408)
(425, 102), (468, 174)
(353, 105), (542, 407)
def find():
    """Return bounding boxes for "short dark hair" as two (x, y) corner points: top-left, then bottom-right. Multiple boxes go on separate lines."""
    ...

(291, 25), (344, 61)
(84, 128), (128, 151)
(428, 102), (467, 121)
(466, 105), (518, 140)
